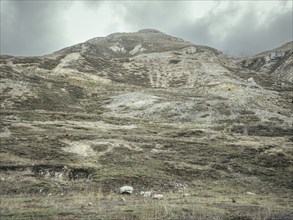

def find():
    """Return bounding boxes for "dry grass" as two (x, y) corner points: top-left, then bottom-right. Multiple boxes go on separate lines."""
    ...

(1, 55), (292, 219)
(1, 182), (292, 219)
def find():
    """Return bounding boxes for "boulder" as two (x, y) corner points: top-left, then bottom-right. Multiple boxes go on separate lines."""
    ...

(247, 77), (260, 88)
(153, 194), (164, 200)
(119, 185), (134, 194)
(185, 47), (197, 54)
(140, 191), (152, 197)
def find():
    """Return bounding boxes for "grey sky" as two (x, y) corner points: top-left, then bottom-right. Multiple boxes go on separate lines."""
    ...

(0, 0), (292, 57)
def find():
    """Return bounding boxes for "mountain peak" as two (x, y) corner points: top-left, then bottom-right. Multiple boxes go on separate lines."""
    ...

(104, 29), (166, 39)
(57, 29), (193, 58)
(137, 29), (165, 34)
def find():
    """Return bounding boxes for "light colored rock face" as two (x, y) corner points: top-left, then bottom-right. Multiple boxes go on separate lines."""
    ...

(61, 140), (97, 157)
(106, 92), (158, 110)
(119, 47), (236, 88)
(109, 44), (127, 53)
(184, 47), (197, 54)
(240, 41), (293, 83)
(129, 44), (146, 55)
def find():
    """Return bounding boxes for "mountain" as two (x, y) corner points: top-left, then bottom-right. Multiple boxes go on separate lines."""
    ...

(239, 41), (293, 86)
(0, 30), (292, 219)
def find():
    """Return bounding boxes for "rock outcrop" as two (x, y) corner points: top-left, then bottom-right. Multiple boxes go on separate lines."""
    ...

(120, 186), (134, 194)
(240, 41), (293, 85)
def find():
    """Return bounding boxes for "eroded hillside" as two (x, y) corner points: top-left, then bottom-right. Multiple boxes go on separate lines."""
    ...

(0, 30), (292, 219)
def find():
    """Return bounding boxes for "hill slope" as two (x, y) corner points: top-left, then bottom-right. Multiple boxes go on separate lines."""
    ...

(0, 30), (292, 219)
(239, 41), (293, 86)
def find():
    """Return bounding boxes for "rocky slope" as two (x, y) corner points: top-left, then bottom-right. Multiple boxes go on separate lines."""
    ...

(0, 29), (292, 219)
(240, 41), (293, 86)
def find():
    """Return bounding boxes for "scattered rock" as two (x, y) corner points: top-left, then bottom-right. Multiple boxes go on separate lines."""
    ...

(88, 202), (93, 206)
(4, 115), (20, 122)
(153, 194), (164, 200)
(246, 192), (256, 195)
(120, 185), (134, 194)
(140, 191), (152, 197)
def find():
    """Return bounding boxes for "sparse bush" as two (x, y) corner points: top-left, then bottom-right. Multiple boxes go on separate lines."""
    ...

(169, 59), (181, 64)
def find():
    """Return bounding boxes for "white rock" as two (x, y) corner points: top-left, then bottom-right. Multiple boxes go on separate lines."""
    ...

(265, 56), (271, 63)
(54, 172), (63, 180)
(247, 77), (254, 83)
(185, 47), (197, 54)
(246, 191), (256, 195)
(109, 44), (127, 53)
(140, 191), (152, 197)
(277, 51), (285, 57)
(270, 52), (277, 60)
(247, 77), (261, 88)
(153, 194), (164, 200)
(129, 44), (146, 55)
(120, 185), (134, 194)
(247, 77), (257, 85)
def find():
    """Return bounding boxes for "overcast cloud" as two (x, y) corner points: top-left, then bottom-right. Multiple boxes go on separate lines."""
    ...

(0, 0), (292, 57)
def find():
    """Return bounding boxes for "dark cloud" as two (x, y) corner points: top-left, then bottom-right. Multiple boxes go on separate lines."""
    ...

(0, 1), (292, 57)
(220, 10), (293, 56)
(0, 1), (71, 56)
(170, 2), (293, 56)
(122, 1), (292, 56)
(122, 1), (190, 31)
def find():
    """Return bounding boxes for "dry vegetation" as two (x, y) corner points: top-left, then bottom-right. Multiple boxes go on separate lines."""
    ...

(0, 31), (292, 219)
